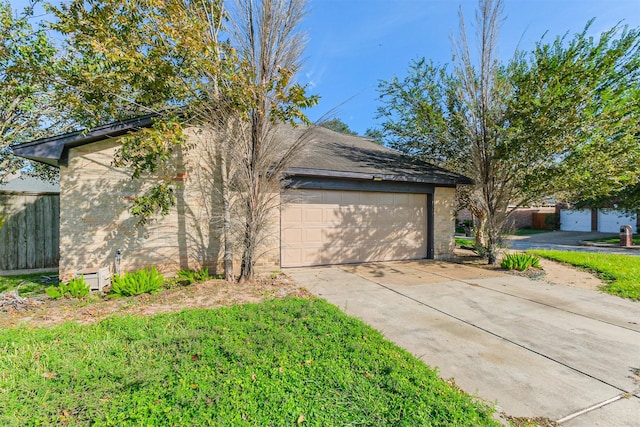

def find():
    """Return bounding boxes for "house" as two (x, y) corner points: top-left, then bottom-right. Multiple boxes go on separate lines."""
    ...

(13, 114), (472, 279)
(0, 172), (60, 271)
(559, 207), (638, 233)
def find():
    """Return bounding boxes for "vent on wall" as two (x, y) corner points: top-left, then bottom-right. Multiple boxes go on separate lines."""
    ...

(75, 267), (111, 291)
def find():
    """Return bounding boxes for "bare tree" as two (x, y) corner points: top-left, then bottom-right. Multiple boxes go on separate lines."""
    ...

(228, 0), (317, 283)
(452, 0), (510, 264)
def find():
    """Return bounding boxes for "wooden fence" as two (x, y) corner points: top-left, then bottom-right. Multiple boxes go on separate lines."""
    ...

(0, 192), (59, 271)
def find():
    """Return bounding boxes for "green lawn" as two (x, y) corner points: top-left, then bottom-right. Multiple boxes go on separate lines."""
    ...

(0, 272), (58, 296)
(587, 236), (640, 245)
(0, 298), (498, 426)
(455, 237), (474, 247)
(511, 229), (551, 236)
(527, 250), (640, 301)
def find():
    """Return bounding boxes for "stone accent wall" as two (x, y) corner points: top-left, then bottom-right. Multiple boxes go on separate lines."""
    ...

(60, 139), (180, 279)
(59, 135), (280, 280)
(433, 187), (456, 259)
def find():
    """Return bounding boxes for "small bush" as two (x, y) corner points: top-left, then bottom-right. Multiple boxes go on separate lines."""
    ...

(111, 267), (164, 297)
(544, 213), (559, 230)
(501, 252), (541, 271)
(176, 267), (211, 285)
(45, 277), (90, 299)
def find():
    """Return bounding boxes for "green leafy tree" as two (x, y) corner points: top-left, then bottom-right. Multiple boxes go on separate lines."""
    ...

(52, 0), (317, 282)
(319, 118), (357, 135)
(364, 127), (384, 145)
(1, 0), (63, 183)
(374, 0), (509, 263)
(372, 0), (640, 264)
(53, 0), (240, 282)
(506, 22), (640, 209)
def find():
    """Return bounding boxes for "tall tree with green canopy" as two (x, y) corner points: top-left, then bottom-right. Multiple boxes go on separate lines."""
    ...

(374, 0), (510, 264)
(1, 0), (64, 183)
(53, 0), (237, 277)
(372, 0), (640, 264)
(505, 22), (640, 209)
(318, 118), (357, 135)
(52, 0), (317, 281)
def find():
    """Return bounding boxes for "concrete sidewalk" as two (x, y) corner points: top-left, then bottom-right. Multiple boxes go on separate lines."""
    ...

(286, 261), (640, 426)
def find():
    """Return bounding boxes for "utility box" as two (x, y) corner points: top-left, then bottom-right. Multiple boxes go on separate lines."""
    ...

(620, 225), (633, 247)
(76, 267), (111, 291)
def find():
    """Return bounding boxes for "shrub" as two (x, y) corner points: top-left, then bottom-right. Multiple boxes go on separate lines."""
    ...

(544, 213), (559, 230)
(45, 277), (90, 299)
(501, 252), (541, 271)
(176, 267), (211, 285)
(111, 267), (164, 297)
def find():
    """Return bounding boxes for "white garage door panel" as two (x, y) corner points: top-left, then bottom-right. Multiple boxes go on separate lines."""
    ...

(597, 210), (637, 233)
(560, 209), (592, 232)
(281, 189), (427, 267)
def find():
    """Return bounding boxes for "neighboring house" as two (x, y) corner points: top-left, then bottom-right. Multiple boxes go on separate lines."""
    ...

(559, 208), (638, 233)
(13, 114), (472, 279)
(0, 172), (60, 271)
(457, 205), (557, 231)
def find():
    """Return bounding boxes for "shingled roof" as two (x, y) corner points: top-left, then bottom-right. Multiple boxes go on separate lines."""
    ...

(276, 125), (472, 186)
(12, 115), (472, 186)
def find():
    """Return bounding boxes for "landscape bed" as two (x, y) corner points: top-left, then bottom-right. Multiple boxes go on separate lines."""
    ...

(527, 250), (640, 300)
(0, 297), (498, 426)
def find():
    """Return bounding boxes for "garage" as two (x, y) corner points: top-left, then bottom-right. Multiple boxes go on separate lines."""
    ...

(597, 209), (637, 233)
(281, 189), (429, 267)
(559, 209), (592, 232)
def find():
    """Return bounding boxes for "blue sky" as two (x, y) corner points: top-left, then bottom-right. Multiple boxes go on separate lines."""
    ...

(301, 0), (640, 134)
(9, 0), (640, 135)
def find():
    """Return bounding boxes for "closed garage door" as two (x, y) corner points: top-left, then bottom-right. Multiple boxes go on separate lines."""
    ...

(597, 210), (637, 233)
(560, 209), (592, 232)
(281, 189), (428, 267)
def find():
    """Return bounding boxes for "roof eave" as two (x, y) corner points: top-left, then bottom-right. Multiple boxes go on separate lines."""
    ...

(11, 113), (159, 167)
(285, 167), (474, 186)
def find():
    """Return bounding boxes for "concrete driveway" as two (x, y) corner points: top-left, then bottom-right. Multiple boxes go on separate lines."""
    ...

(286, 261), (640, 426)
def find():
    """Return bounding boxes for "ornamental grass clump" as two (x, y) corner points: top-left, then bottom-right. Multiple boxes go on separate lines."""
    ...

(110, 267), (164, 297)
(501, 252), (541, 271)
(45, 276), (90, 299)
(175, 267), (211, 285)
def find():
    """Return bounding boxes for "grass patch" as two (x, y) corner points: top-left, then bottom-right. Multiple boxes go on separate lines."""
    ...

(0, 272), (58, 296)
(511, 229), (551, 236)
(586, 236), (640, 245)
(527, 250), (640, 301)
(0, 298), (498, 426)
(455, 237), (474, 248)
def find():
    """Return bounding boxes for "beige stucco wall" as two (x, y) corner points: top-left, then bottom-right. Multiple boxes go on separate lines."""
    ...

(58, 134), (280, 280)
(433, 186), (456, 259)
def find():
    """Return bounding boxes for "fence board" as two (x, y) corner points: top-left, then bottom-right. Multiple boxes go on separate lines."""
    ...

(0, 192), (59, 271)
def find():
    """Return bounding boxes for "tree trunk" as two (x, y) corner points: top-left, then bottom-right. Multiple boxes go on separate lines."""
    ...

(475, 215), (487, 247)
(220, 148), (234, 281)
(487, 242), (498, 264)
(238, 201), (256, 283)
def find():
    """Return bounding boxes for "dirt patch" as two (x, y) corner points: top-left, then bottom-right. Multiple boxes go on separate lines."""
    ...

(454, 248), (605, 291)
(534, 258), (604, 290)
(0, 274), (310, 329)
(1, 250), (607, 328)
